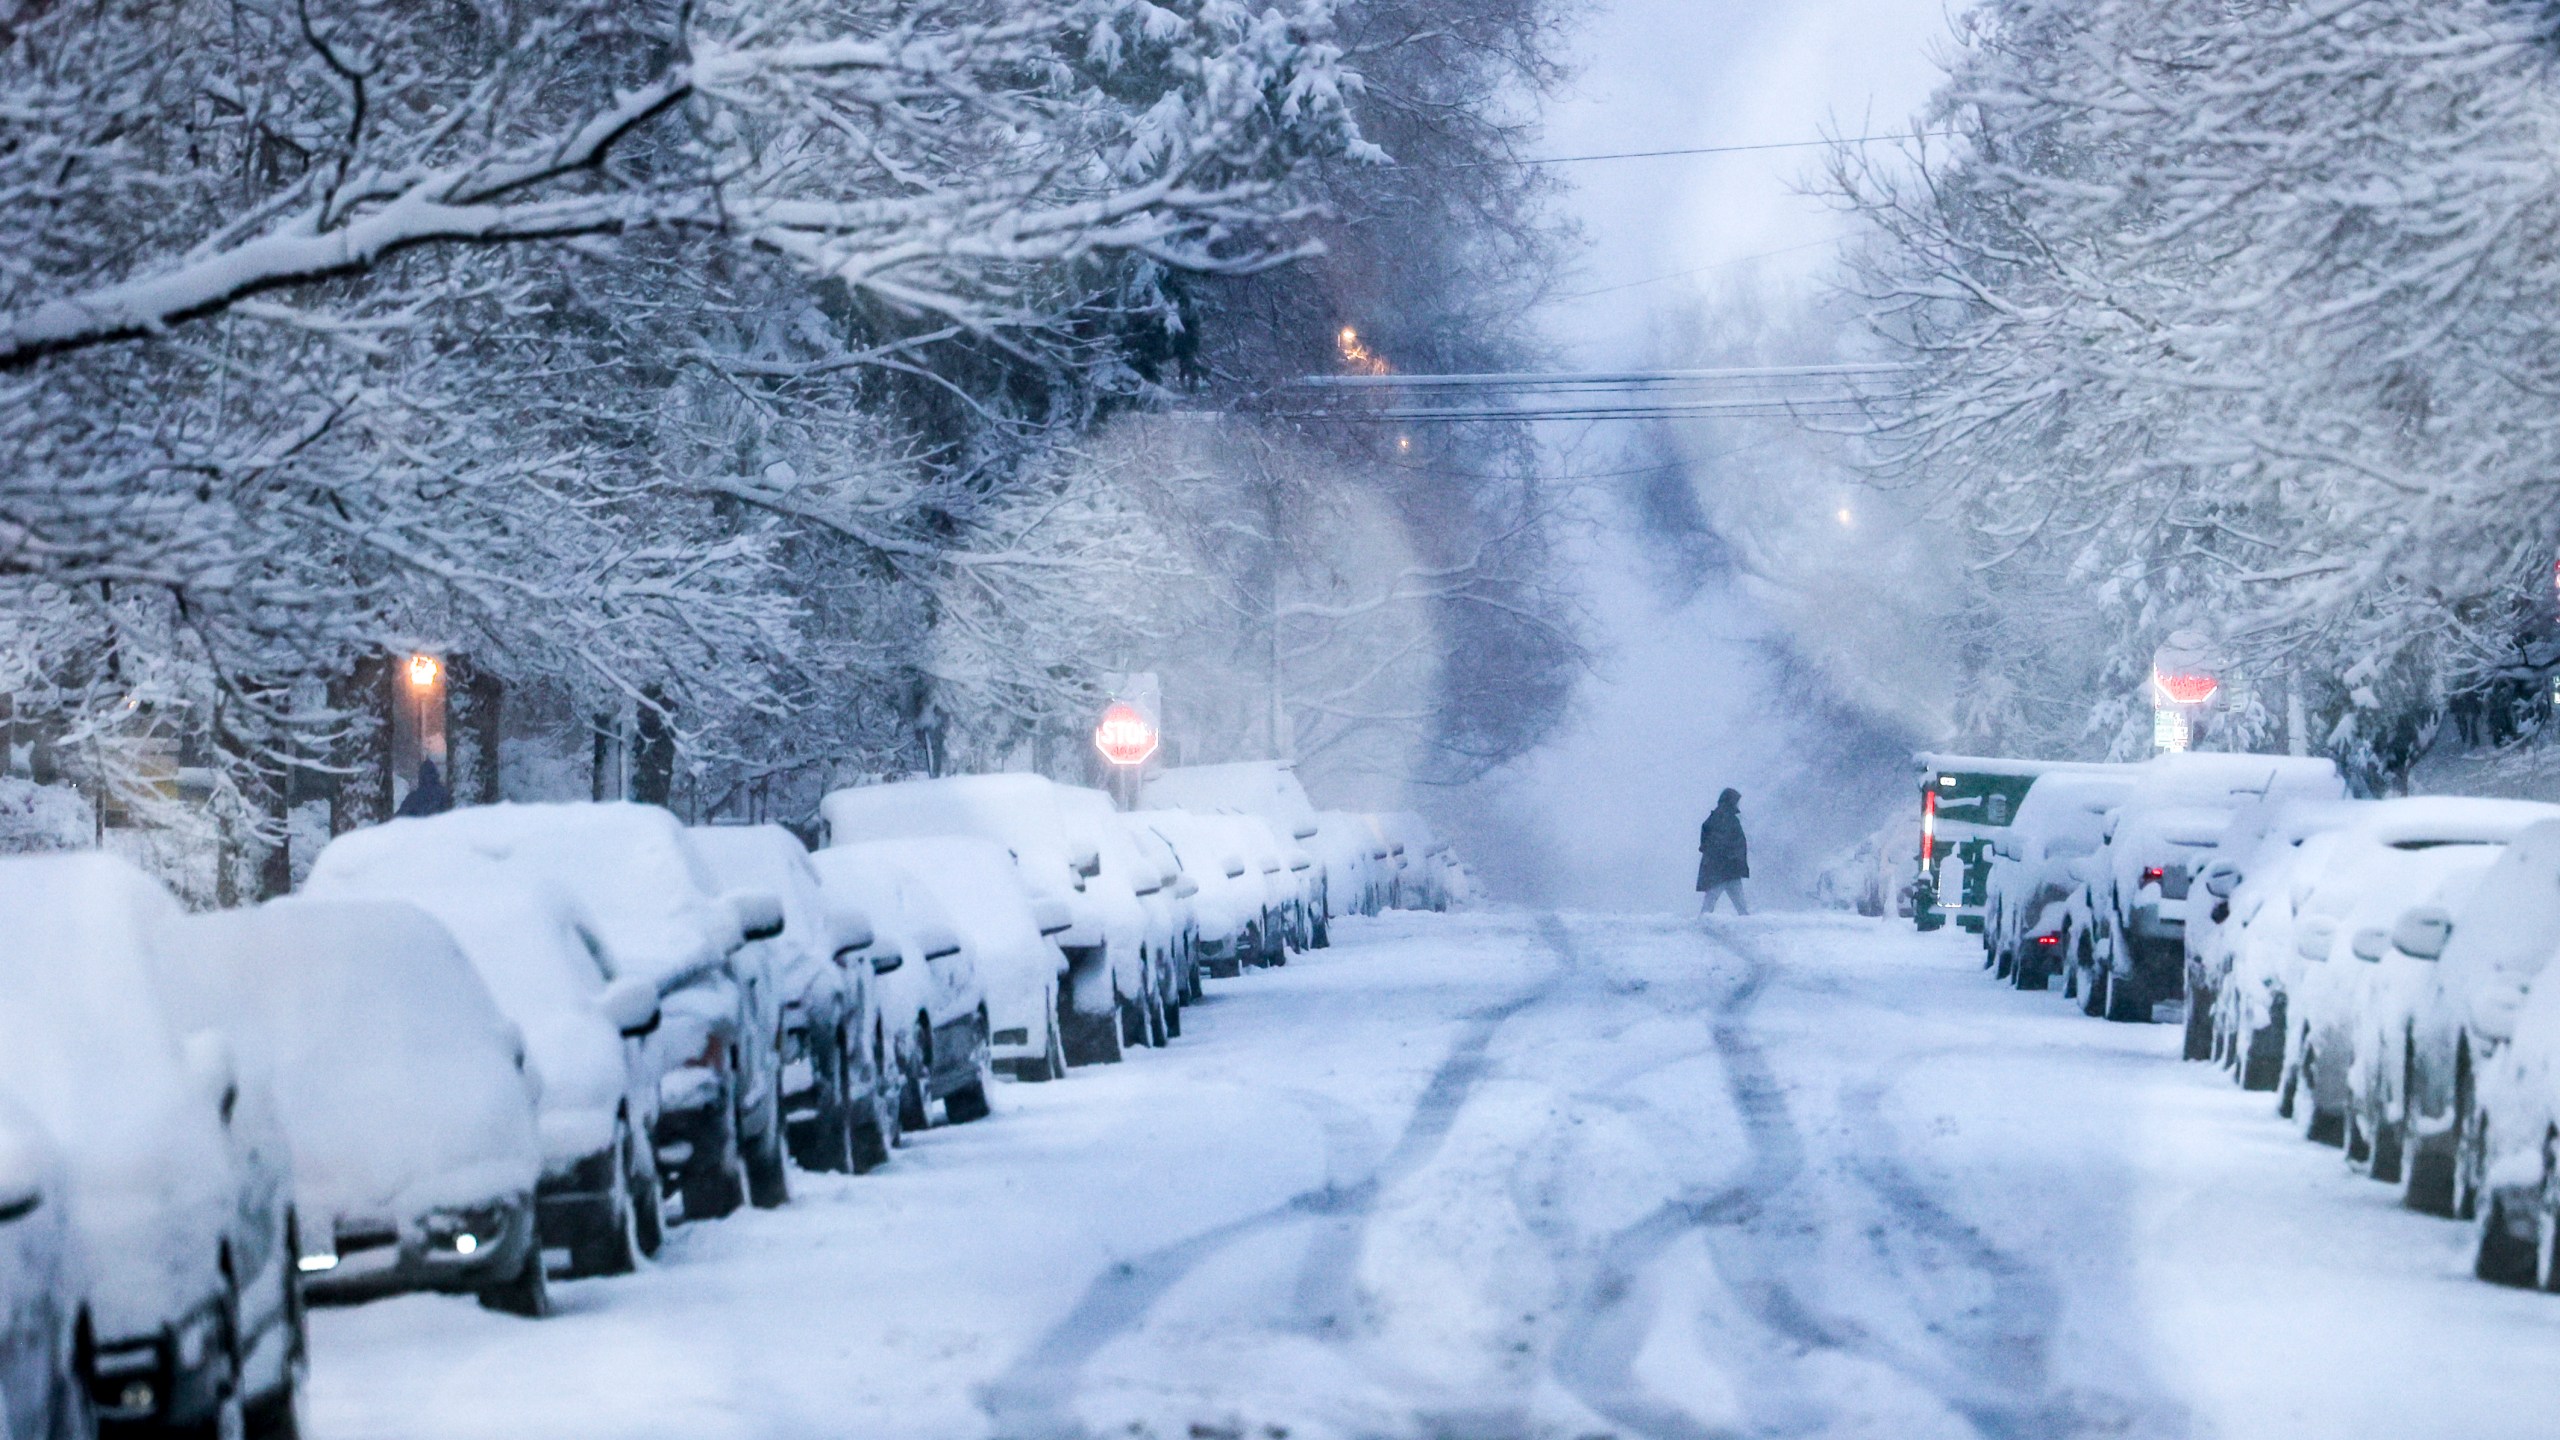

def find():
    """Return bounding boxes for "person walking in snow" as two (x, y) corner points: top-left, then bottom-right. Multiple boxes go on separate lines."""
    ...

(1697, 788), (1750, 915)
(394, 758), (452, 819)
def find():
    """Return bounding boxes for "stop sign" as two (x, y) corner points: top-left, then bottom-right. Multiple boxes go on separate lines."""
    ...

(1093, 701), (1159, 767)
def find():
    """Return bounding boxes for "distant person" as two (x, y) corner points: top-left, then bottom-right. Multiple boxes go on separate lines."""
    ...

(1697, 788), (1750, 915)
(395, 758), (452, 818)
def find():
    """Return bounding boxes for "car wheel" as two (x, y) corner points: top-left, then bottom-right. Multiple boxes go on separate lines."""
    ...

(1313, 913), (1331, 949)
(2241, 1010), (2286, 1092)
(898, 1022), (932, 1133)
(678, 1126), (745, 1224)
(630, 1141), (666, 1259)
(1120, 986), (1147, 1048)
(2366, 1086), (2405, 1186)
(1017, 995), (1067, 1084)
(2296, 1044), (2343, 1147)
(573, 1126), (644, 1277)
(2182, 978), (2213, 1060)
(943, 1012), (995, 1125)
(1144, 978), (1169, 1048)
(792, 1025), (858, 1174)
(1060, 976), (1126, 1067)
(476, 1243), (551, 1320)
(2476, 1186), (2541, 1286)
(1163, 979), (1183, 1040)
(242, 1249), (307, 1440)
(743, 1106), (790, 1211)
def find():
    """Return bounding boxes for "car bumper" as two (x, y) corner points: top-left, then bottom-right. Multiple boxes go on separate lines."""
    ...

(87, 1298), (229, 1432)
(301, 1195), (537, 1304)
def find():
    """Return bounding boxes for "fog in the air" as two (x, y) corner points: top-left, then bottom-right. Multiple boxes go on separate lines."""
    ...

(1444, 0), (1954, 912)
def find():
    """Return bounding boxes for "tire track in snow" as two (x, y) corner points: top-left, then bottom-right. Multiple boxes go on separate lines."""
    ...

(1545, 919), (1848, 1440)
(976, 918), (1571, 1440)
(1837, 1058), (2185, 1439)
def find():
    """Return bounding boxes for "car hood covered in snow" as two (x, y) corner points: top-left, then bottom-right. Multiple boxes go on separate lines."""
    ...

(178, 898), (543, 1221)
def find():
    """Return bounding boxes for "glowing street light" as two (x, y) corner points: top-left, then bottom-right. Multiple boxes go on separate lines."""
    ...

(407, 652), (443, 690)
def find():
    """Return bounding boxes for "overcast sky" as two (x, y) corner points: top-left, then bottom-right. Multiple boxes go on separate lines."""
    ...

(1448, 0), (1955, 910)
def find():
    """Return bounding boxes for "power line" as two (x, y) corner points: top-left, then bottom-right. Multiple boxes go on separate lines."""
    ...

(1421, 131), (1954, 171)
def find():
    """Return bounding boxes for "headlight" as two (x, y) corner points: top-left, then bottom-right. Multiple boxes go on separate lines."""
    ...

(423, 1204), (509, 1258)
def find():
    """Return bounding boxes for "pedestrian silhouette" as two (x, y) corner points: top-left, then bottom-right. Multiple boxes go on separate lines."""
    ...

(1698, 788), (1750, 915)
(395, 758), (453, 818)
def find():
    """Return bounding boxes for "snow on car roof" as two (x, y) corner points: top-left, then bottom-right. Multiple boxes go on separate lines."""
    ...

(2441, 820), (2560, 1041)
(1142, 761), (1321, 836)
(2133, 751), (2345, 803)
(309, 802), (740, 992)
(822, 774), (1082, 873)
(2335, 795), (2560, 847)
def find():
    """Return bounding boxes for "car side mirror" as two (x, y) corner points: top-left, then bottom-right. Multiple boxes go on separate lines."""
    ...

(1223, 856), (1246, 879)
(2204, 868), (2241, 899)
(2350, 927), (2389, 963)
(825, 898), (875, 957)
(1293, 824), (1319, 841)
(182, 1029), (240, 1126)
(1072, 848), (1102, 880)
(870, 949), (904, 975)
(2391, 905), (2454, 961)
(1029, 898), (1075, 938)
(727, 890), (786, 943)
(2294, 919), (2336, 963)
(599, 977), (662, 1038)
(913, 922), (963, 963)
(1173, 876), (1199, 900)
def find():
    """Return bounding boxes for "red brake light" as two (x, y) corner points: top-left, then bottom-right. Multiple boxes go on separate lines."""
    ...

(2035, 934), (2060, 947)
(2141, 866), (2165, 886)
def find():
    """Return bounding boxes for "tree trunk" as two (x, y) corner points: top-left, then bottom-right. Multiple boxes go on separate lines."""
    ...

(632, 687), (676, 808)
(329, 657), (394, 835)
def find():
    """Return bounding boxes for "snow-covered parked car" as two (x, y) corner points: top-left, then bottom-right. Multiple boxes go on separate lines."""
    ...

(0, 1090), (87, 1440)
(873, 835), (1073, 1083)
(2184, 797), (2365, 1070)
(1143, 811), (1264, 980)
(1368, 811), (1457, 912)
(686, 825), (894, 1179)
(822, 775), (1148, 1067)
(0, 853), (302, 1439)
(1313, 810), (1389, 920)
(809, 845), (995, 1131)
(1056, 786), (1186, 1044)
(2282, 840), (2504, 1154)
(178, 898), (549, 1315)
(2335, 801), (2560, 1186)
(1118, 817), (1204, 1006)
(2463, 826), (2560, 1284)
(2396, 819), (2560, 1231)
(311, 803), (780, 1227)
(1143, 762), (1333, 945)
(1980, 769), (2135, 989)
(303, 852), (672, 1280)
(2074, 753), (2346, 1023)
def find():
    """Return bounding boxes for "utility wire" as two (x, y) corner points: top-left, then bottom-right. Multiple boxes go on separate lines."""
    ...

(1422, 131), (1954, 171)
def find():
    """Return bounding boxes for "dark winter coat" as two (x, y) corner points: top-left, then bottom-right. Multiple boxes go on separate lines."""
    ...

(1697, 799), (1749, 890)
(395, 759), (452, 819)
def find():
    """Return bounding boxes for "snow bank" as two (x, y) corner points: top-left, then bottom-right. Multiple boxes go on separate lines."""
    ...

(0, 776), (91, 854)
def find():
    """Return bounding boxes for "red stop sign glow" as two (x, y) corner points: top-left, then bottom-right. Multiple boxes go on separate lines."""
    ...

(1093, 702), (1159, 767)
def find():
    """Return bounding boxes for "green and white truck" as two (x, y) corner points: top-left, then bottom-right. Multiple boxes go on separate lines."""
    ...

(1910, 753), (2120, 933)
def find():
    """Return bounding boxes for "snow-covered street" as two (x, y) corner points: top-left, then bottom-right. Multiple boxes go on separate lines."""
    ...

(305, 910), (2560, 1440)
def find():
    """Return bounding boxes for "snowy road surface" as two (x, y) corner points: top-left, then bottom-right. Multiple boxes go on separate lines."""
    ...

(309, 911), (2560, 1440)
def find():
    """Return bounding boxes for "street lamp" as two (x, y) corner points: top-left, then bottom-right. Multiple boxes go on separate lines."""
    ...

(407, 652), (442, 690)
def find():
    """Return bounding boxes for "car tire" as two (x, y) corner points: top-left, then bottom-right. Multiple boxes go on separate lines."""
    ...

(2182, 978), (2213, 1060)
(792, 1025), (858, 1174)
(944, 1014), (995, 1124)
(2476, 1187), (2541, 1287)
(1061, 980), (1126, 1067)
(2295, 1044), (2344, 1147)
(476, 1244), (551, 1320)
(630, 1144), (666, 1259)
(574, 1125), (645, 1277)
(898, 1023), (932, 1133)
(243, 1253), (307, 1440)
(1120, 988), (1147, 1048)
(743, 1112), (790, 1211)
(1163, 982), (1183, 1040)
(2103, 971), (2147, 1023)
(677, 1107), (747, 1224)
(1144, 980), (1169, 1048)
